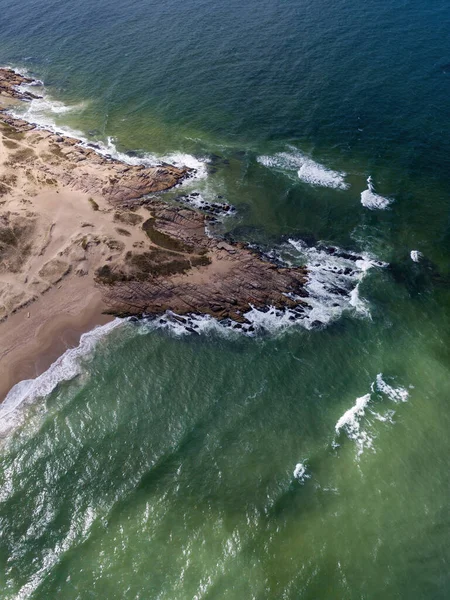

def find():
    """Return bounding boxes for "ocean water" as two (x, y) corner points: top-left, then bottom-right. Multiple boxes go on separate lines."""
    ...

(1, 0), (450, 597)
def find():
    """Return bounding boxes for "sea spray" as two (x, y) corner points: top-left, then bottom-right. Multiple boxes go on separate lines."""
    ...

(335, 393), (373, 456)
(293, 462), (311, 483)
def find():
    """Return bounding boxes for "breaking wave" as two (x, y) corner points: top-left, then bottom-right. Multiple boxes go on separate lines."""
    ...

(293, 462), (311, 483)
(335, 393), (373, 456)
(257, 147), (349, 190)
(286, 239), (386, 325)
(7, 71), (209, 180)
(360, 176), (392, 210)
(334, 374), (410, 457)
(0, 320), (123, 438)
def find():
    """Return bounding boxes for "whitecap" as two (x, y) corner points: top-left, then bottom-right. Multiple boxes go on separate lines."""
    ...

(335, 393), (373, 456)
(92, 138), (210, 181)
(293, 462), (311, 483)
(360, 176), (392, 210)
(375, 373), (409, 403)
(334, 373), (409, 457)
(257, 147), (349, 190)
(297, 157), (348, 189)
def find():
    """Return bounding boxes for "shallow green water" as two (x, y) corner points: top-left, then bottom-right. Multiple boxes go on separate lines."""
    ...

(1, 0), (450, 598)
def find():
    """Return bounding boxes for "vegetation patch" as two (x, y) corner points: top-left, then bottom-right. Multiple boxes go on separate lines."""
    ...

(116, 227), (131, 237)
(0, 216), (35, 273)
(127, 249), (191, 279)
(88, 197), (99, 211)
(10, 147), (35, 162)
(95, 264), (128, 285)
(106, 238), (125, 252)
(114, 211), (143, 226)
(142, 218), (193, 253)
(191, 254), (211, 268)
(0, 226), (17, 247)
(3, 139), (19, 150)
(0, 122), (25, 140)
(1, 174), (18, 187)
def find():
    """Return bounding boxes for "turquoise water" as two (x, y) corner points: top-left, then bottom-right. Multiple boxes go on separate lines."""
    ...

(1, 0), (450, 597)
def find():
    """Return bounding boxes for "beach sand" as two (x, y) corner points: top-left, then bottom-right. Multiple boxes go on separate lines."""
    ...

(0, 75), (188, 400)
(0, 69), (308, 403)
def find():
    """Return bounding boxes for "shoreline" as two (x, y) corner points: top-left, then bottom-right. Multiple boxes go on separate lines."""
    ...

(0, 281), (113, 403)
(0, 68), (309, 405)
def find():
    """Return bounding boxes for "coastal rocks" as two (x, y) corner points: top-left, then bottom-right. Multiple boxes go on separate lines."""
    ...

(0, 67), (311, 327)
(0, 112), (190, 203)
(174, 192), (236, 217)
(0, 68), (42, 101)
(0, 69), (191, 202)
(103, 166), (190, 205)
(101, 199), (308, 322)
(114, 211), (144, 226)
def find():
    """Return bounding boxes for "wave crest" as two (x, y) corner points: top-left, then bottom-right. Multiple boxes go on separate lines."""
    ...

(257, 147), (349, 190)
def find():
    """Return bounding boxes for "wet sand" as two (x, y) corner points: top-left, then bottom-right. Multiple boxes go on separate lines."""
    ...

(0, 279), (113, 401)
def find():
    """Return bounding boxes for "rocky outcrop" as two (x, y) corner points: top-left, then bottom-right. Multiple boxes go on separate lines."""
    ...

(0, 67), (310, 325)
(0, 68), (41, 101)
(99, 200), (308, 321)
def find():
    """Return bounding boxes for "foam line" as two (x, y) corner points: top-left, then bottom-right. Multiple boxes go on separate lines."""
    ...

(257, 147), (349, 190)
(6, 70), (209, 181)
(0, 319), (123, 437)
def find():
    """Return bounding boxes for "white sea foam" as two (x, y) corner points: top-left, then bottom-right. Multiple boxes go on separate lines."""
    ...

(257, 147), (349, 190)
(95, 138), (209, 180)
(375, 373), (409, 403)
(293, 462), (311, 483)
(133, 240), (385, 337)
(287, 239), (386, 327)
(335, 393), (373, 456)
(360, 176), (392, 210)
(410, 250), (422, 262)
(334, 373), (409, 457)
(372, 409), (396, 424)
(7, 74), (208, 181)
(174, 192), (236, 216)
(0, 319), (123, 438)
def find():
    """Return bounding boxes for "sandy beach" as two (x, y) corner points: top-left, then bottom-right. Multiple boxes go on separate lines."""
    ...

(0, 68), (308, 402)
(0, 69), (190, 400)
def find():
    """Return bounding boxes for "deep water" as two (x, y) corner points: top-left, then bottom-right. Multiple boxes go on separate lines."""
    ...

(1, 0), (450, 598)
